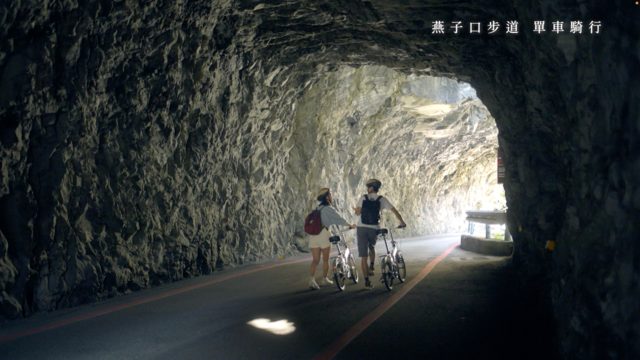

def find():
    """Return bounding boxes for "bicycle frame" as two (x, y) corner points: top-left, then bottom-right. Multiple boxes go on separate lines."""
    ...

(382, 230), (399, 259)
(377, 226), (406, 290)
(378, 234), (398, 278)
(332, 230), (352, 279)
(329, 227), (358, 290)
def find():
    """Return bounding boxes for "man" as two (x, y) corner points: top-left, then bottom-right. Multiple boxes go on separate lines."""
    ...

(353, 179), (406, 289)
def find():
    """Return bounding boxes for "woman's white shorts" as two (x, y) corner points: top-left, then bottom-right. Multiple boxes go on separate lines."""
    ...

(308, 228), (332, 249)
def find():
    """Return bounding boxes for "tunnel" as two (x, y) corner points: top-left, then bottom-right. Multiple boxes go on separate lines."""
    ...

(0, 0), (638, 359)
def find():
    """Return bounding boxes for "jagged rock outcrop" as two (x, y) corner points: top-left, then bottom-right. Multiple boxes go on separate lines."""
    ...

(0, 0), (501, 321)
(288, 66), (500, 251)
(0, 1), (638, 359)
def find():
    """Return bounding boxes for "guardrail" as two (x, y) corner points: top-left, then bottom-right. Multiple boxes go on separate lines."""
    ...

(465, 210), (510, 241)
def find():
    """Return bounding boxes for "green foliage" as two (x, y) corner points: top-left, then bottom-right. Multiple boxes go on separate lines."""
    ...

(493, 188), (507, 211)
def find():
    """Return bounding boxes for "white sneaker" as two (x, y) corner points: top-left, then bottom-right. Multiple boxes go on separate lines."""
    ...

(322, 277), (334, 286)
(309, 277), (319, 290)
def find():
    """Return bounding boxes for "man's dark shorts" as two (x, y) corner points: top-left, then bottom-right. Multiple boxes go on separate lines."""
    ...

(357, 227), (378, 257)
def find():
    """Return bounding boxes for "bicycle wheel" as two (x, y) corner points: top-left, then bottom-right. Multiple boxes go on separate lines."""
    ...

(382, 257), (394, 290)
(334, 262), (347, 291)
(348, 255), (359, 283)
(396, 251), (406, 283)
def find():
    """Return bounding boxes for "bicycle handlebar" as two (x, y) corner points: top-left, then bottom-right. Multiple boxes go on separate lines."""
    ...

(339, 225), (404, 231)
(334, 226), (355, 231)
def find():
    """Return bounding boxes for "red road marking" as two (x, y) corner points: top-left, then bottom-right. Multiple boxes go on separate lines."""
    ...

(313, 241), (459, 360)
(0, 256), (313, 343)
(0, 234), (460, 343)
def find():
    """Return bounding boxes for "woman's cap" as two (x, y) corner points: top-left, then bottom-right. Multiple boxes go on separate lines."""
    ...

(316, 188), (331, 200)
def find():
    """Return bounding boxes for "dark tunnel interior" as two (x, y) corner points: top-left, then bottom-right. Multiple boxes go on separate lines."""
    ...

(0, 1), (639, 359)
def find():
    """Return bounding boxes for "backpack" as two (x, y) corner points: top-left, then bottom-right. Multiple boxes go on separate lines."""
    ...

(361, 195), (382, 225)
(304, 206), (324, 235)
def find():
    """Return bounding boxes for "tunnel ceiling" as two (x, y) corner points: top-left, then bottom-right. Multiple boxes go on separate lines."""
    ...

(1, 1), (639, 359)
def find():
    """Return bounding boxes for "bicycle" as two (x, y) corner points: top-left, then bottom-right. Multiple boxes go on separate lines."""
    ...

(329, 227), (359, 291)
(376, 225), (407, 290)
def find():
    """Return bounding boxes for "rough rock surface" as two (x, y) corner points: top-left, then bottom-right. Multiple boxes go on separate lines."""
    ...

(288, 66), (500, 252)
(0, 0), (501, 321)
(0, 1), (639, 359)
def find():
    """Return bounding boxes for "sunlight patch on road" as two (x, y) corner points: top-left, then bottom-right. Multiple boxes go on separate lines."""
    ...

(247, 318), (296, 335)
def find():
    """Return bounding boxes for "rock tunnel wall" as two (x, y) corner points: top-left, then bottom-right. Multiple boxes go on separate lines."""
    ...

(287, 66), (501, 251)
(0, 1), (638, 359)
(0, 0), (501, 319)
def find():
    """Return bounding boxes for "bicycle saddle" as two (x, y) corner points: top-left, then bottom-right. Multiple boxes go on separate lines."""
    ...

(329, 236), (341, 243)
(376, 229), (388, 235)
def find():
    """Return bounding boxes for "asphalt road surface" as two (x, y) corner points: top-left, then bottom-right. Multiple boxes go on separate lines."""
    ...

(0, 234), (559, 360)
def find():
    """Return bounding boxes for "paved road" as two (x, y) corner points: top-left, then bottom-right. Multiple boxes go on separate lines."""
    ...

(0, 234), (559, 360)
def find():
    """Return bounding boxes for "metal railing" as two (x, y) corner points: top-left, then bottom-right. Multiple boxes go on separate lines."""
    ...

(465, 210), (511, 241)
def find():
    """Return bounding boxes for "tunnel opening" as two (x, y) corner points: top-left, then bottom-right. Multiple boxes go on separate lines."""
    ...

(286, 65), (505, 253)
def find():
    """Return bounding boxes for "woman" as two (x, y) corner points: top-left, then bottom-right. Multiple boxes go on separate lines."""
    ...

(308, 188), (357, 290)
